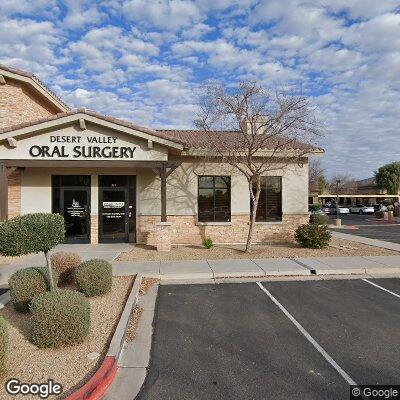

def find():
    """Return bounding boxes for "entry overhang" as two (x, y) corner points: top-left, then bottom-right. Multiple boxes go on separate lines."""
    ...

(0, 112), (184, 163)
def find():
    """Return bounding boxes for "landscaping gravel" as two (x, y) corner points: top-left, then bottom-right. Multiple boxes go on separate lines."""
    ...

(0, 276), (134, 399)
(117, 238), (398, 262)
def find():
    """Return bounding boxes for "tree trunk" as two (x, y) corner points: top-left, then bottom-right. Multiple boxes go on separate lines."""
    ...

(44, 251), (55, 291)
(245, 178), (261, 253)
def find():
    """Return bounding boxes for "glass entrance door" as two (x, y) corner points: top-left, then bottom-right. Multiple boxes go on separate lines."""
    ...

(99, 189), (128, 242)
(61, 188), (90, 243)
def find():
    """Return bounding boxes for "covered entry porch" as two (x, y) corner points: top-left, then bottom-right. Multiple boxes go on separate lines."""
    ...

(0, 160), (180, 248)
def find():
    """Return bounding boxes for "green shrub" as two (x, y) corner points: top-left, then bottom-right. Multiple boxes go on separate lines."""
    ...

(0, 213), (65, 291)
(309, 204), (322, 212)
(309, 213), (329, 225)
(51, 252), (82, 284)
(0, 213), (65, 257)
(75, 259), (112, 297)
(8, 267), (59, 313)
(203, 237), (214, 249)
(375, 211), (384, 219)
(30, 289), (90, 348)
(0, 317), (8, 374)
(295, 224), (331, 249)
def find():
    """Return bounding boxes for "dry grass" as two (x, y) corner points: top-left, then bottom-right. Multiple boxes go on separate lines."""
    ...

(126, 278), (159, 343)
(139, 278), (160, 296)
(0, 276), (134, 400)
(117, 238), (399, 262)
(125, 306), (143, 343)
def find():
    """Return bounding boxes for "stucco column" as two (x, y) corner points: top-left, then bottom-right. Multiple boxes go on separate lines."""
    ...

(0, 163), (8, 221)
(90, 174), (99, 244)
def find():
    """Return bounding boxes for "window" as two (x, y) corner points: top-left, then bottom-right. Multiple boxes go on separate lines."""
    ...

(198, 176), (231, 222)
(253, 176), (282, 222)
(51, 175), (91, 214)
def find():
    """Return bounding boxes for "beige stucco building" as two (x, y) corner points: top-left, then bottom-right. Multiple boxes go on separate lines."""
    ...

(0, 64), (321, 250)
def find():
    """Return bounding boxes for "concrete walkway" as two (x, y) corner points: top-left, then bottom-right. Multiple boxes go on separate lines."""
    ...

(0, 243), (133, 285)
(113, 255), (400, 279)
(331, 230), (400, 252)
(2, 239), (400, 284)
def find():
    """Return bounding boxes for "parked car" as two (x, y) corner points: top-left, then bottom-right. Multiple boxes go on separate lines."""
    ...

(349, 204), (375, 214)
(329, 206), (350, 215)
(322, 206), (332, 214)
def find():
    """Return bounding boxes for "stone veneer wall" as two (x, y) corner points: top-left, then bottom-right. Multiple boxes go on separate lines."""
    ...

(0, 80), (58, 129)
(137, 214), (309, 246)
(8, 170), (21, 219)
(90, 214), (99, 244)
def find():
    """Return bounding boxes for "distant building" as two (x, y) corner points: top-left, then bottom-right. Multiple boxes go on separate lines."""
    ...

(309, 177), (399, 206)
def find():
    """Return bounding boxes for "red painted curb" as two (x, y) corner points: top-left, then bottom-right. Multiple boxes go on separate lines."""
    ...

(65, 356), (118, 400)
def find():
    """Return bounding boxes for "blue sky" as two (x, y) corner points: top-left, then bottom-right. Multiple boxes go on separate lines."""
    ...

(1, 0), (400, 179)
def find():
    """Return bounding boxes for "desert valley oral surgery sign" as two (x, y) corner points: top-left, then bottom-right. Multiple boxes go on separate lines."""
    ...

(29, 135), (137, 159)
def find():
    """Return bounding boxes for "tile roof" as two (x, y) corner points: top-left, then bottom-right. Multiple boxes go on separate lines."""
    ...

(0, 110), (187, 146)
(0, 110), (322, 152)
(156, 129), (322, 152)
(0, 63), (70, 110)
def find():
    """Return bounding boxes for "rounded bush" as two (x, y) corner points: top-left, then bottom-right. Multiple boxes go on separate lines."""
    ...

(309, 204), (322, 212)
(203, 237), (214, 249)
(0, 317), (8, 374)
(51, 252), (82, 284)
(30, 289), (90, 348)
(295, 224), (332, 249)
(310, 213), (329, 225)
(75, 259), (112, 297)
(0, 213), (65, 257)
(8, 267), (59, 313)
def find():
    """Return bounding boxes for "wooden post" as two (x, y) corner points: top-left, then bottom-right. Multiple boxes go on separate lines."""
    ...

(160, 164), (167, 222)
(0, 163), (8, 222)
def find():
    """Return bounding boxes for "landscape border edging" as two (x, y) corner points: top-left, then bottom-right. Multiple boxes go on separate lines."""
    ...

(65, 274), (142, 400)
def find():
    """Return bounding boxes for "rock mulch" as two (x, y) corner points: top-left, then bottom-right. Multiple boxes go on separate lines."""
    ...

(0, 276), (134, 399)
(125, 306), (143, 343)
(117, 238), (399, 262)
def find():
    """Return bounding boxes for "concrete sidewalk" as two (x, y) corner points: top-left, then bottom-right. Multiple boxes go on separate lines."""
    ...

(0, 243), (132, 286)
(331, 230), (400, 252)
(113, 255), (400, 279)
(2, 238), (400, 284)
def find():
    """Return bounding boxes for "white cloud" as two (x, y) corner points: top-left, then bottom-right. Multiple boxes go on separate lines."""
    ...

(0, 0), (59, 19)
(123, 0), (202, 31)
(343, 13), (400, 53)
(0, 18), (60, 77)
(0, 0), (399, 178)
(62, 0), (107, 30)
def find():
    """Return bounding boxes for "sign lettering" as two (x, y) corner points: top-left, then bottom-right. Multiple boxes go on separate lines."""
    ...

(29, 135), (137, 159)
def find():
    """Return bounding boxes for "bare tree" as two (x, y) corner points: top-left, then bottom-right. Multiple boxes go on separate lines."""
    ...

(194, 81), (322, 253)
(309, 158), (328, 194)
(329, 174), (358, 196)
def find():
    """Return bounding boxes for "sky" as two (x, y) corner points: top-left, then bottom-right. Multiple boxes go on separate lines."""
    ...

(1, 0), (399, 179)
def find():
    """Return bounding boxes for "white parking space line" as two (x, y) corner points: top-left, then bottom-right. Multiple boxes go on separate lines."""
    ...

(256, 282), (357, 386)
(362, 279), (400, 299)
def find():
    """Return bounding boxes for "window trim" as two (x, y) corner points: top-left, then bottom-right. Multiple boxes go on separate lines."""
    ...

(197, 175), (231, 223)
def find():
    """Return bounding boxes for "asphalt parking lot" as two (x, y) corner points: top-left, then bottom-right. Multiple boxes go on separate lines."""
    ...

(137, 278), (400, 400)
(330, 214), (400, 244)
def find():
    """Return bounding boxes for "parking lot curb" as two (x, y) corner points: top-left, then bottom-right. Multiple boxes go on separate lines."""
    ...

(108, 275), (142, 360)
(65, 356), (117, 400)
(0, 290), (10, 309)
(104, 283), (159, 400)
